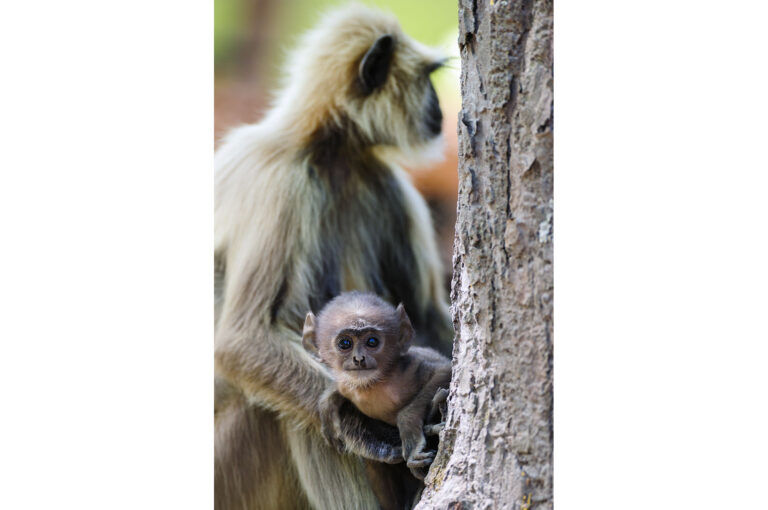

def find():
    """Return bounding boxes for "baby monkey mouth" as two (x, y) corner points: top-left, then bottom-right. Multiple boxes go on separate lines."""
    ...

(346, 367), (375, 372)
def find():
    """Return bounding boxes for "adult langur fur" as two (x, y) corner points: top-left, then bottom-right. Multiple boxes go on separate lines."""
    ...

(214, 6), (453, 510)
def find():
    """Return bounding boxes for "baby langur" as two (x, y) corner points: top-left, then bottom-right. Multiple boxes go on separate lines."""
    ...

(302, 292), (451, 480)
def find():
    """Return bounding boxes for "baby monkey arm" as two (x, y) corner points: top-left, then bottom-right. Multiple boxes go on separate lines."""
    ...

(396, 363), (451, 479)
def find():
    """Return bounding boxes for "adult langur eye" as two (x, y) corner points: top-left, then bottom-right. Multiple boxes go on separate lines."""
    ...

(366, 337), (379, 348)
(338, 338), (352, 350)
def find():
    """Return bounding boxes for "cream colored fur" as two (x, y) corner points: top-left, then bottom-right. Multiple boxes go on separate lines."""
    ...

(214, 5), (451, 510)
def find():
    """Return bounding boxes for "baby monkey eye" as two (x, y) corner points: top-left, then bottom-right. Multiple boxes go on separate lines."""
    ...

(338, 338), (352, 350)
(366, 337), (379, 348)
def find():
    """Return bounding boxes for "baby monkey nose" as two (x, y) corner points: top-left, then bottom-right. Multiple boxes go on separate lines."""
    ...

(353, 355), (366, 367)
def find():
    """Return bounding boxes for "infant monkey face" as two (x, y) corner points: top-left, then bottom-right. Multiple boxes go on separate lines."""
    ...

(335, 328), (385, 373)
(303, 292), (415, 385)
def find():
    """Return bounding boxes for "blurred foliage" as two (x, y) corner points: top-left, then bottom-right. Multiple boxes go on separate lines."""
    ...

(277, 0), (457, 50)
(214, 0), (248, 68)
(215, 0), (458, 85)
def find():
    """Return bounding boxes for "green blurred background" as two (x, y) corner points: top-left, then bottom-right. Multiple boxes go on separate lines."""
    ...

(215, 0), (457, 72)
(214, 0), (460, 281)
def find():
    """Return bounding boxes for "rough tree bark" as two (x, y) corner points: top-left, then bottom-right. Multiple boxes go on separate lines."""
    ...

(416, 0), (553, 508)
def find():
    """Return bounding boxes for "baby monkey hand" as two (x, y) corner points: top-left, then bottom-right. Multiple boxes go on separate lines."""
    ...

(423, 387), (449, 437)
(397, 415), (436, 480)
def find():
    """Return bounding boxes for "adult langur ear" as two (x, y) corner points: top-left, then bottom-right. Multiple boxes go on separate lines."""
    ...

(359, 34), (394, 94)
(302, 312), (321, 359)
(396, 303), (414, 355)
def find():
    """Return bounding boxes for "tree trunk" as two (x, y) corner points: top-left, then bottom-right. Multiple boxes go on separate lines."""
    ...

(416, 0), (553, 508)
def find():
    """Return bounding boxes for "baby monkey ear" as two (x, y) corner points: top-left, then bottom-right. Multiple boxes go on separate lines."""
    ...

(396, 303), (414, 355)
(302, 312), (321, 360)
